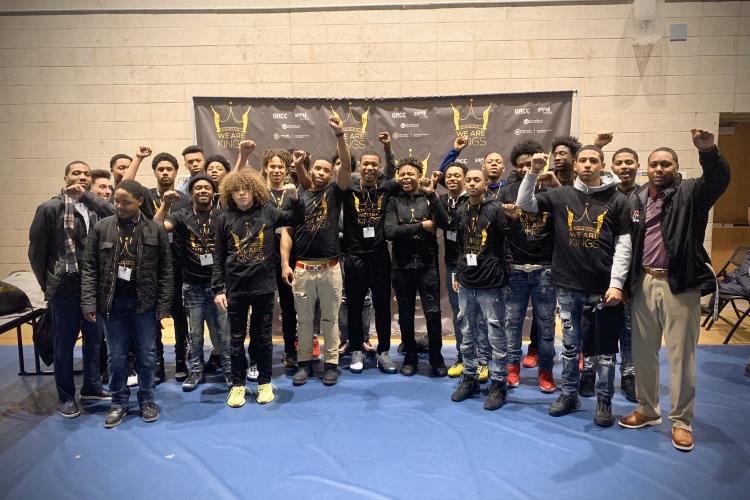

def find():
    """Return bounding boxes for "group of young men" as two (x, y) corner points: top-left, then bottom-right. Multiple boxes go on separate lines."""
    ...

(28, 117), (730, 452)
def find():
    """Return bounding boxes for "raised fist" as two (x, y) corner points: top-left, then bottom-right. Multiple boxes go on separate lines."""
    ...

(454, 135), (469, 151)
(239, 140), (256, 155)
(530, 152), (549, 174)
(593, 132), (613, 148)
(136, 146), (152, 159)
(329, 115), (344, 135)
(691, 128), (715, 151)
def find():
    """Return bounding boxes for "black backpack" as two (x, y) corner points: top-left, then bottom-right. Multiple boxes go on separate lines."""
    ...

(0, 280), (31, 315)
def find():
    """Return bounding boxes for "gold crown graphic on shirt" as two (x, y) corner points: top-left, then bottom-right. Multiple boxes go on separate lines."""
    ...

(451, 99), (492, 131)
(210, 102), (251, 135)
(566, 205), (607, 237)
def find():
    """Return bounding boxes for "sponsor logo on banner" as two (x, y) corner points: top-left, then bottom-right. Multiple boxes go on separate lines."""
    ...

(537, 106), (552, 115)
(451, 99), (492, 146)
(332, 103), (369, 150)
(210, 102), (251, 149)
(514, 129), (533, 136)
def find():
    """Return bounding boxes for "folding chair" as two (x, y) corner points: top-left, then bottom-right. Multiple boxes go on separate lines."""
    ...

(703, 245), (750, 344)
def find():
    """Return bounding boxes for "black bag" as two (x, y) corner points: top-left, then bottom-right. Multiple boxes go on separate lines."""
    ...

(32, 309), (54, 366)
(0, 280), (32, 315)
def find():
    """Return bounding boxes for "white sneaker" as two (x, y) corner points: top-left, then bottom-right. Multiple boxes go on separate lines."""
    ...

(246, 364), (259, 381)
(350, 351), (364, 374)
(126, 370), (138, 387)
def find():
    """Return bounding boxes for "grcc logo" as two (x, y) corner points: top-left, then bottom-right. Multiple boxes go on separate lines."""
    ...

(514, 108), (531, 114)
(272, 112), (288, 119)
(392, 112), (407, 118)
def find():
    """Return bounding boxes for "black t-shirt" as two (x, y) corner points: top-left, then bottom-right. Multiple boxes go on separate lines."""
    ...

(439, 192), (469, 267)
(341, 179), (400, 255)
(293, 184), (343, 260)
(166, 207), (218, 284)
(501, 181), (554, 265)
(269, 187), (297, 261)
(535, 185), (631, 294)
(114, 219), (139, 297)
(212, 199), (305, 298)
(455, 199), (509, 288)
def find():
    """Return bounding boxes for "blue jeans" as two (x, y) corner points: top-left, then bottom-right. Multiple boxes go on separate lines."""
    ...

(100, 295), (158, 407)
(448, 264), (490, 364)
(457, 286), (506, 382)
(50, 295), (103, 403)
(504, 267), (557, 370)
(557, 288), (615, 398)
(183, 282), (230, 374)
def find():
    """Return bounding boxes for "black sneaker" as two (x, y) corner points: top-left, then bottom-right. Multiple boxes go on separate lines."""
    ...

(104, 405), (126, 428)
(182, 371), (204, 392)
(484, 380), (508, 411)
(140, 401), (160, 423)
(549, 393), (581, 417)
(80, 387), (112, 401)
(154, 362), (166, 385)
(322, 363), (340, 386)
(621, 374), (637, 403)
(282, 352), (298, 371)
(57, 400), (80, 418)
(431, 363), (448, 378)
(293, 362), (312, 386)
(174, 360), (189, 382)
(594, 394), (614, 427)
(579, 370), (595, 398)
(400, 356), (418, 377)
(451, 376), (480, 402)
(204, 354), (221, 374)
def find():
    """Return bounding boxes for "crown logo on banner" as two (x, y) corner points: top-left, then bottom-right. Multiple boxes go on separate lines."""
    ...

(331, 103), (370, 150)
(450, 99), (491, 147)
(211, 102), (251, 149)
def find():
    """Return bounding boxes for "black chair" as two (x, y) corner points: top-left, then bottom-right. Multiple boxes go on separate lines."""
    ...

(703, 245), (750, 344)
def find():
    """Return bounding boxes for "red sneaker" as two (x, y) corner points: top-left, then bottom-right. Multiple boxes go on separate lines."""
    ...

(538, 369), (556, 393)
(507, 364), (521, 388)
(312, 336), (321, 360)
(578, 352), (584, 372)
(522, 344), (539, 368)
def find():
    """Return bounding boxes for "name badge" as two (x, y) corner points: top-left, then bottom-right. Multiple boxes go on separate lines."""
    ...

(118, 266), (132, 281)
(466, 254), (478, 267)
(199, 253), (214, 266)
(363, 226), (375, 238)
(446, 230), (457, 242)
(168, 232), (173, 243)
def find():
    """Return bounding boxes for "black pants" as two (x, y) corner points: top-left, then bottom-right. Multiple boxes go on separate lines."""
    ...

(342, 251), (392, 354)
(228, 293), (275, 385)
(392, 265), (443, 364)
(172, 267), (188, 364)
(275, 261), (297, 355)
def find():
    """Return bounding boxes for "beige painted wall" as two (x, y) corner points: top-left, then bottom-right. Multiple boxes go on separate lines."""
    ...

(1, 0), (748, 277)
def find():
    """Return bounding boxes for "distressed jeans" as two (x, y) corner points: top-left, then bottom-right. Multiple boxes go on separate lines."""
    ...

(504, 267), (556, 371)
(557, 288), (615, 398)
(458, 286), (506, 382)
(183, 282), (230, 375)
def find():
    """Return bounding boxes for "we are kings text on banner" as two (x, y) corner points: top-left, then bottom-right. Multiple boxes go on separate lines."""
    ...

(193, 92), (573, 178)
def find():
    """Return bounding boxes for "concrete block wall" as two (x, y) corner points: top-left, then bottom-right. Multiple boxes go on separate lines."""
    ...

(1, 0), (748, 276)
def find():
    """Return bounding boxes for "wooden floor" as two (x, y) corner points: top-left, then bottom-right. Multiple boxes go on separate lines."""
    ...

(2, 313), (748, 347)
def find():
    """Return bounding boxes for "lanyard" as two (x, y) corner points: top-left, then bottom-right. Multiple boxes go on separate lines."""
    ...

(192, 207), (213, 249)
(270, 188), (285, 209)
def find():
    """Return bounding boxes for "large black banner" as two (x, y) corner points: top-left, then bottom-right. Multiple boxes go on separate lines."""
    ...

(193, 93), (572, 335)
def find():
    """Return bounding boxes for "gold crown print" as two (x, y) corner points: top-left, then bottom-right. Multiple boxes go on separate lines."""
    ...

(451, 99), (492, 131)
(211, 102), (251, 135)
(331, 103), (370, 133)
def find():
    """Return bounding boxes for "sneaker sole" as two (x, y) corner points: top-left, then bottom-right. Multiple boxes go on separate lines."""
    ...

(256, 396), (275, 404)
(507, 381), (520, 389)
(378, 364), (397, 374)
(672, 439), (695, 452)
(618, 417), (662, 429)
(539, 386), (557, 394)
(59, 410), (81, 418)
(548, 401), (582, 417)
(142, 415), (159, 423)
(104, 418), (123, 428)
(594, 417), (615, 427)
(80, 395), (112, 401)
(227, 399), (246, 408)
(182, 385), (198, 392)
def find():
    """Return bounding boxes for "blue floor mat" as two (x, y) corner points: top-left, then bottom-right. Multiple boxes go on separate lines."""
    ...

(0, 344), (748, 499)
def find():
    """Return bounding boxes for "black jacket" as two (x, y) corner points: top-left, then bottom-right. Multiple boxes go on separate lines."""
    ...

(383, 191), (449, 270)
(81, 215), (173, 317)
(629, 147), (731, 295)
(28, 191), (114, 301)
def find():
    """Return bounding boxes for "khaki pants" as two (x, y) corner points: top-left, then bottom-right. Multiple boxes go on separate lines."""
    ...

(293, 263), (342, 364)
(631, 273), (700, 431)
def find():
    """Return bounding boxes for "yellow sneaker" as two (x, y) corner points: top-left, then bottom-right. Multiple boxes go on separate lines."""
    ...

(478, 363), (489, 383)
(227, 386), (247, 408)
(256, 383), (275, 404)
(448, 360), (463, 378)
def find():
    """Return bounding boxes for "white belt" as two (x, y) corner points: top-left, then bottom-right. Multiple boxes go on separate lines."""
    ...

(512, 264), (545, 272)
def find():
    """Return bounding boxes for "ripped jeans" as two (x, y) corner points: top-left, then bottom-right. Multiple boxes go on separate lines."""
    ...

(557, 288), (616, 398)
(457, 286), (506, 383)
